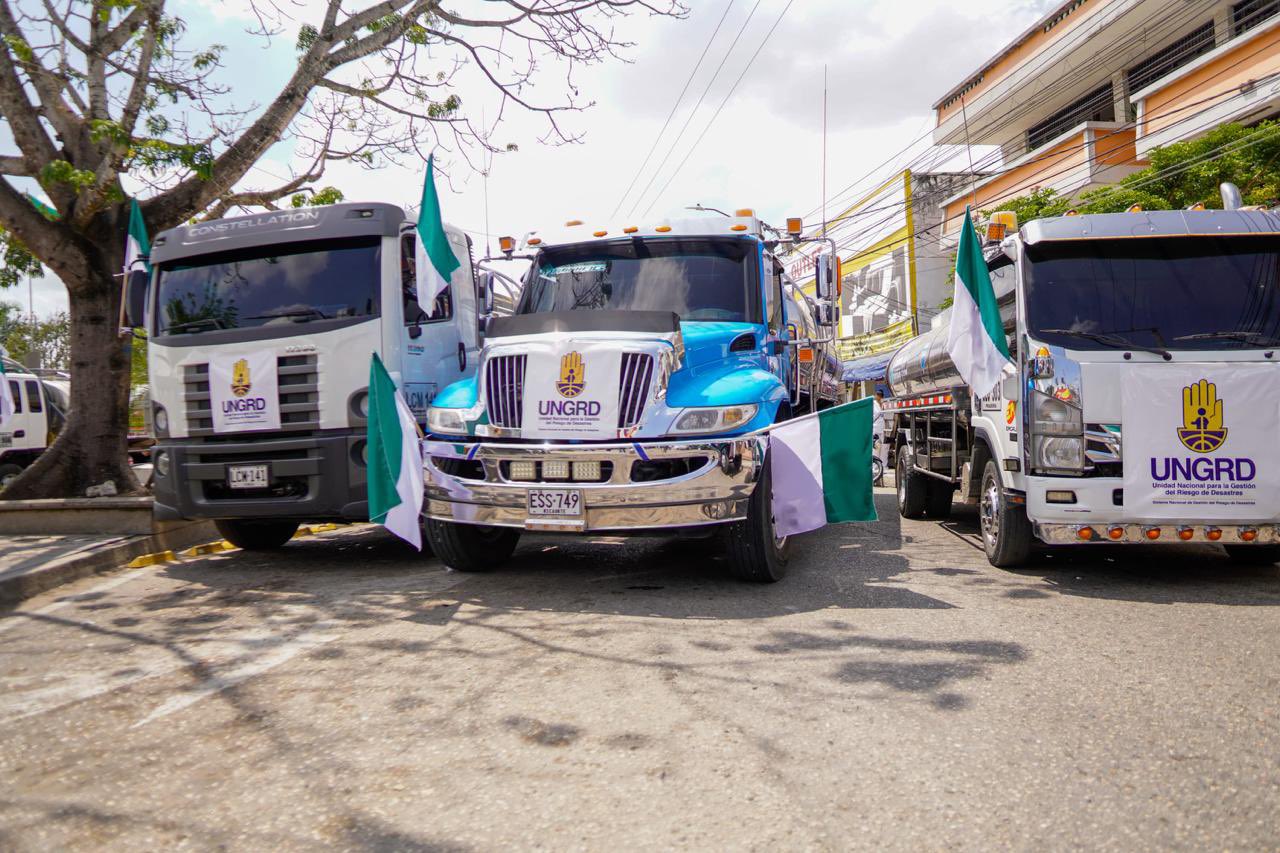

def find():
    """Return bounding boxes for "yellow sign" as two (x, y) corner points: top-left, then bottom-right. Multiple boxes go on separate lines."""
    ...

(837, 318), (916, 361)
(1178, 378), (1227, 453)
(231, 358), (251, 398)
(556, 351), (586, 398)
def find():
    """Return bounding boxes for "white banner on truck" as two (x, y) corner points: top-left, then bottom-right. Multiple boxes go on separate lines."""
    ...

(1122, 366), (1280, 520)
(521, 343), (621, 440)
(209, 350), (281, 434)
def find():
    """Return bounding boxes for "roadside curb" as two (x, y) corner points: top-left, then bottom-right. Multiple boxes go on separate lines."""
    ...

(0, 521), (361, 606)
(0, 519), (220, 606)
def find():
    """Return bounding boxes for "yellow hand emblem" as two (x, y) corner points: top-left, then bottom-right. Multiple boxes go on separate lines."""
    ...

(1178, 378), (1227, 453)
(556, 351), (586, 398)
(231, 358), (251, 398)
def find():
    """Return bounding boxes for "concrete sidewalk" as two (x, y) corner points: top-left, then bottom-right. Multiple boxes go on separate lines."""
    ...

(0, 520), (219, 606)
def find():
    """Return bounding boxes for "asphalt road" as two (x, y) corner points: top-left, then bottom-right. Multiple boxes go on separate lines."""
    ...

(3, 490), (1279, 851)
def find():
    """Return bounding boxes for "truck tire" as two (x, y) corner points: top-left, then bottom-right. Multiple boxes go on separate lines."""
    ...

(979, 460), (1033, 568)
(215, 519), (299, 551)
(0, 462), (23, 491)
(1223, 545), (1280, 565)
(925, 480), (954, 519)
(896, 446), (928, 520)
(426, 519), (520, 572)
(724, 453), (790, 583)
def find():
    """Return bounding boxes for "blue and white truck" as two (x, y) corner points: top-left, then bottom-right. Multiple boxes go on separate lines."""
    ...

(124, 202), (484, 549)
(423, 211), (838, 581)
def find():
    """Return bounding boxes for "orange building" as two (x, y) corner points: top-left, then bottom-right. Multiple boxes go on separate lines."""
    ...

(931, 0), (1280, 234)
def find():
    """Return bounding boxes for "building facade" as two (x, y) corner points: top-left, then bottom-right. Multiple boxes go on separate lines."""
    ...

(931, 0), (1280, 233)
(785, 170), (975, 361)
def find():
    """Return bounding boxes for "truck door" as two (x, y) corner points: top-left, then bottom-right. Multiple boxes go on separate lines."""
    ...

(763, 255), (794, 411)
(3, 377), (47, 452)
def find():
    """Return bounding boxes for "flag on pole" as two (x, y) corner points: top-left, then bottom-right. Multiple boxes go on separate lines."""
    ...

(25, 193), (59, 221)
(367, 353), (424, 549)
(0, 349), (14, 428)
(946, 207), (1013, 396)
(414, 154), (460, 309)
(770, 399), (877, 538)
(124, 198), (150, 274)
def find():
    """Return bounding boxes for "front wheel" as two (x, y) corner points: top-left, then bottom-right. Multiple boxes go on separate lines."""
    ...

(1223, 545), (1280, 565)
(425, 519), (521, 572)
(215, 519), (300, 550)
(978, 460), (1033, 568)
(0, 462), (23, 491)
(724, 453), (790, 582)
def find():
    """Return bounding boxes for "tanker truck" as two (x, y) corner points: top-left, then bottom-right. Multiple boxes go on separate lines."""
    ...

(884, 194), (1280, 567)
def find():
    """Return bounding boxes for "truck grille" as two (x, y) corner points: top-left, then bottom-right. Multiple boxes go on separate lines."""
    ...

(484, 351), (654, 432)
(183, 354), (319, 438)
(618, 352), (654, 429)
(486, 354), (527, 428)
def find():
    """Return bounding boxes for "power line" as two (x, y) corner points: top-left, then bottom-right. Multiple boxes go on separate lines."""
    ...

(609, 0), (736, 219)
(639, 0), (798, 216)
(624, 0), (767, 218)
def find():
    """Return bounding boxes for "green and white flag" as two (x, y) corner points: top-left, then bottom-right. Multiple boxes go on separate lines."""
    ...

(946, 207), (1013, 396)
(0, 349), (13, 428)
(414, 154), (460, 309)
(367, 353), (424, 550)
(124, 198), (150, 274)
(770, 398), (877, 537)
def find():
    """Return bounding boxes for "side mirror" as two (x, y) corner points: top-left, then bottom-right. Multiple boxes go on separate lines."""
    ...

(814, 252), (838, 301)
(814, 301), (834, 327)
(124, 269), (149, 329)
(477, 271), (496, 315)
(786, 323), (799, 341)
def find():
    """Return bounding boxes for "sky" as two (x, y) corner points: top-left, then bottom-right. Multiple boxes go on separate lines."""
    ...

(13, 0), (1059, 318)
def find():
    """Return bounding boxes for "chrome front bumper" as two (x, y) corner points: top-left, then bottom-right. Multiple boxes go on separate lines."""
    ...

(423, 436), (766, 532)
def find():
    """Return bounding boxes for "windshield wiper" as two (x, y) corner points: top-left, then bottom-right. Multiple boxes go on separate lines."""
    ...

(1173, 331), (1280, 346)
(165, 318), (228, 334)
(1040, 328), (1172, 360)
(247, 308), (330, 322)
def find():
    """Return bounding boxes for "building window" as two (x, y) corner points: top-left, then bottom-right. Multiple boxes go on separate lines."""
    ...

(1026, 83), (1115, 151)
(1233, 0), (1280, 36)
(1125, 20), (1216, 94)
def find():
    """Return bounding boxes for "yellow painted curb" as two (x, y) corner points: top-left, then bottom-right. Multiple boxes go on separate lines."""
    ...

(126, 550), (178, 568)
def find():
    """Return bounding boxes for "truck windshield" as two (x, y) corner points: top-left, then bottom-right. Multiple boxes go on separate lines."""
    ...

(1025, 236), (1280, 350)
(156, 237), (380, 335)
(522, 238), (759, 323)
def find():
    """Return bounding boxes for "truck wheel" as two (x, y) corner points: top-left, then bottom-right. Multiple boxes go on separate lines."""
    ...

(1223, 545), (1280, 565)
(896, 447), (928, 520)
(215, 519), (300, 551)
(0, 463), (22, 491)
(925, 480), (954, 519)
(425, 519), (520, 572)
(724, 453), (790, 583)
(979, 460), (1033, 568)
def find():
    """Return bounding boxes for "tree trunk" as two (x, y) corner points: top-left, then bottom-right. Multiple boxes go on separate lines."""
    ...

(2, 262), (141, 499)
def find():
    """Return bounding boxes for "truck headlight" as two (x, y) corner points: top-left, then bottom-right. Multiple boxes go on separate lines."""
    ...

(1033, 436), (1084, 471)
(671, 404), (758, 435)
(1031, 390), (1082, 435)
(427, 407), (468, 435)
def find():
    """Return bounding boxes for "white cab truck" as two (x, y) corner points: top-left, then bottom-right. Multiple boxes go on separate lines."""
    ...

(885, 198), (1280, 567)
(423, 212), (839, 581)
(124, 202), (482, 549)
(0, 359), (63, 488)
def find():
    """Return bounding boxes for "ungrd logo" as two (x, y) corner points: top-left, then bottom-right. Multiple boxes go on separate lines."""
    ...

(1177, 378), (1227, 454)
(556, 351), (586, 399)
(231, 358), (252, 398)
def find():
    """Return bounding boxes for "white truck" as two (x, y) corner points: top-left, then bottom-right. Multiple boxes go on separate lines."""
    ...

(885, 192), (1280, 567)
(124, 202), (484, 549)
(0, 359), (64, 489)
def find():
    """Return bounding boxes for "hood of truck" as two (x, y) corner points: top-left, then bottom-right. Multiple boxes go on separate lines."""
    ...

(150, 319), (381, 439)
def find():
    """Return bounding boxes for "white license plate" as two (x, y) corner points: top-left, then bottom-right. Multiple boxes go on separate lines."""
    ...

(527, 488), (582, 517)
(227, 464), (269, 489)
